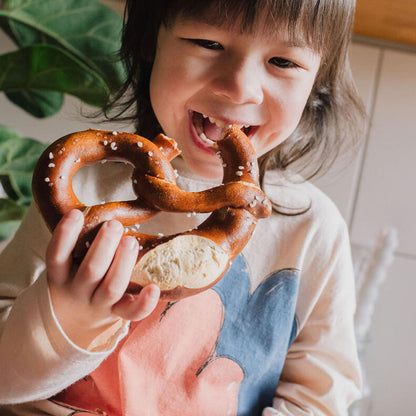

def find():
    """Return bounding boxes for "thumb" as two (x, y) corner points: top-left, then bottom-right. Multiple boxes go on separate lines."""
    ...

(112, 284), (160, 321)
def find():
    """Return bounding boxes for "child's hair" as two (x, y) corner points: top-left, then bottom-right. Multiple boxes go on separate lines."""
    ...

(108, 0), (366, 183)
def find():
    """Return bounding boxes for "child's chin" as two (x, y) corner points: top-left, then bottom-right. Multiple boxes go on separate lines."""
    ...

(187, 156), (223, 179)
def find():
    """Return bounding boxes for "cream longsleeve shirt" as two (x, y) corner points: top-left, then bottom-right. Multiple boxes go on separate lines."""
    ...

(0, 159), (361, 415)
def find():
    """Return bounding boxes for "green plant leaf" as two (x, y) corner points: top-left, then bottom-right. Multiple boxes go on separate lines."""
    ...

(0, 0), (125, 91)
(0, 125), (20, 141)
(0, 12), (20, 44)
(0, 44), (111, 108)
(6, 90), (64, 118)
(0, 125), (47, 205)
(0, 198), (28, 241)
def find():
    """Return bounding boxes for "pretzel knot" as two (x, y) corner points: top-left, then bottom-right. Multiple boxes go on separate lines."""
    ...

(32, 126), (271, 300)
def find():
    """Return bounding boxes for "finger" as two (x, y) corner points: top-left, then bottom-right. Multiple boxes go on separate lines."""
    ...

(72, 220), (124, 298)
(91, 235), (139, 306)
(112, 284), (160, 321)
(45, 209), (84, 286)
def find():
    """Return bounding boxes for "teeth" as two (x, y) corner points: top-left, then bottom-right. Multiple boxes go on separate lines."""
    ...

(202, 114), (250, 131)
(202, 114), (231, 129)
(200, 132), (214, 146)
(203, 115), (227, 129)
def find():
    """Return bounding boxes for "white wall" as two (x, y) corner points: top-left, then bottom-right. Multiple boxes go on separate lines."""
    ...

(316, 42), (416, 415)
(1, 2), (415, 414)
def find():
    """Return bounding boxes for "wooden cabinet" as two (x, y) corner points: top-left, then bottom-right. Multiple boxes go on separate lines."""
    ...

(354, 0), (416, 46)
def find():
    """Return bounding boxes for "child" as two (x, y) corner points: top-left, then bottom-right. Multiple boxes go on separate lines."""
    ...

(0, 0), (366, 414)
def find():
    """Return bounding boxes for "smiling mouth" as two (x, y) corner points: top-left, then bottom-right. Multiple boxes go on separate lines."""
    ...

(190, 111), (254, 147)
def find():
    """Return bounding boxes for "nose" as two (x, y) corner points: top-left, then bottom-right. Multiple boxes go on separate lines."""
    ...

(211, 58), (264, 105)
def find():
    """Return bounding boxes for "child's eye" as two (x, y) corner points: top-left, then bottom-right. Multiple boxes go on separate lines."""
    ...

(188, 39), (224, 50)
(269, 57), (298, 69)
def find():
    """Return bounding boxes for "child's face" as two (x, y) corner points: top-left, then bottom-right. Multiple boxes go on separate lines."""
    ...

(150, 15), (321, 179)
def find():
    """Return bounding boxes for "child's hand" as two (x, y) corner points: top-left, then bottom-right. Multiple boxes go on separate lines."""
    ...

(45, 209), (160, 350)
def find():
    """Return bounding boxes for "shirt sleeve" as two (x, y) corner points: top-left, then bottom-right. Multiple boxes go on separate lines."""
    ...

(263, 211), (362, 415)
(0, 204), (128, 404)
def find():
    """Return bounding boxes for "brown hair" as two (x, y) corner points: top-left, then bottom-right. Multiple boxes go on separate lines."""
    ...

(108, 0), (365, 185)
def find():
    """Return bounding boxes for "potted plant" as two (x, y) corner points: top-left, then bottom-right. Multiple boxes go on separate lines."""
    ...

(0, 0), (125, 241)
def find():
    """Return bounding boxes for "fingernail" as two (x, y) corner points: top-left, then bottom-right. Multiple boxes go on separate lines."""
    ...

(126, 293), (136, 302)
(123, 236), (138, 250)
(105, 220), (123, 231)
(148, 285), (160, 300)
(67, 209), (82, 221)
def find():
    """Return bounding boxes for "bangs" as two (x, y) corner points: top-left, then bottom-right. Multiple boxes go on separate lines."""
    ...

(162, 0), (356, 58)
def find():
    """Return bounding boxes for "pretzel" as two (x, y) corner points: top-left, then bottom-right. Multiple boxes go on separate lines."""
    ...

(32, 126), (271, 300)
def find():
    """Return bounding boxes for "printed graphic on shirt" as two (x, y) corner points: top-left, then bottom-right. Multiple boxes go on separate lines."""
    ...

(52, 255), (300, 416)
(213, 256), (300, 415)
